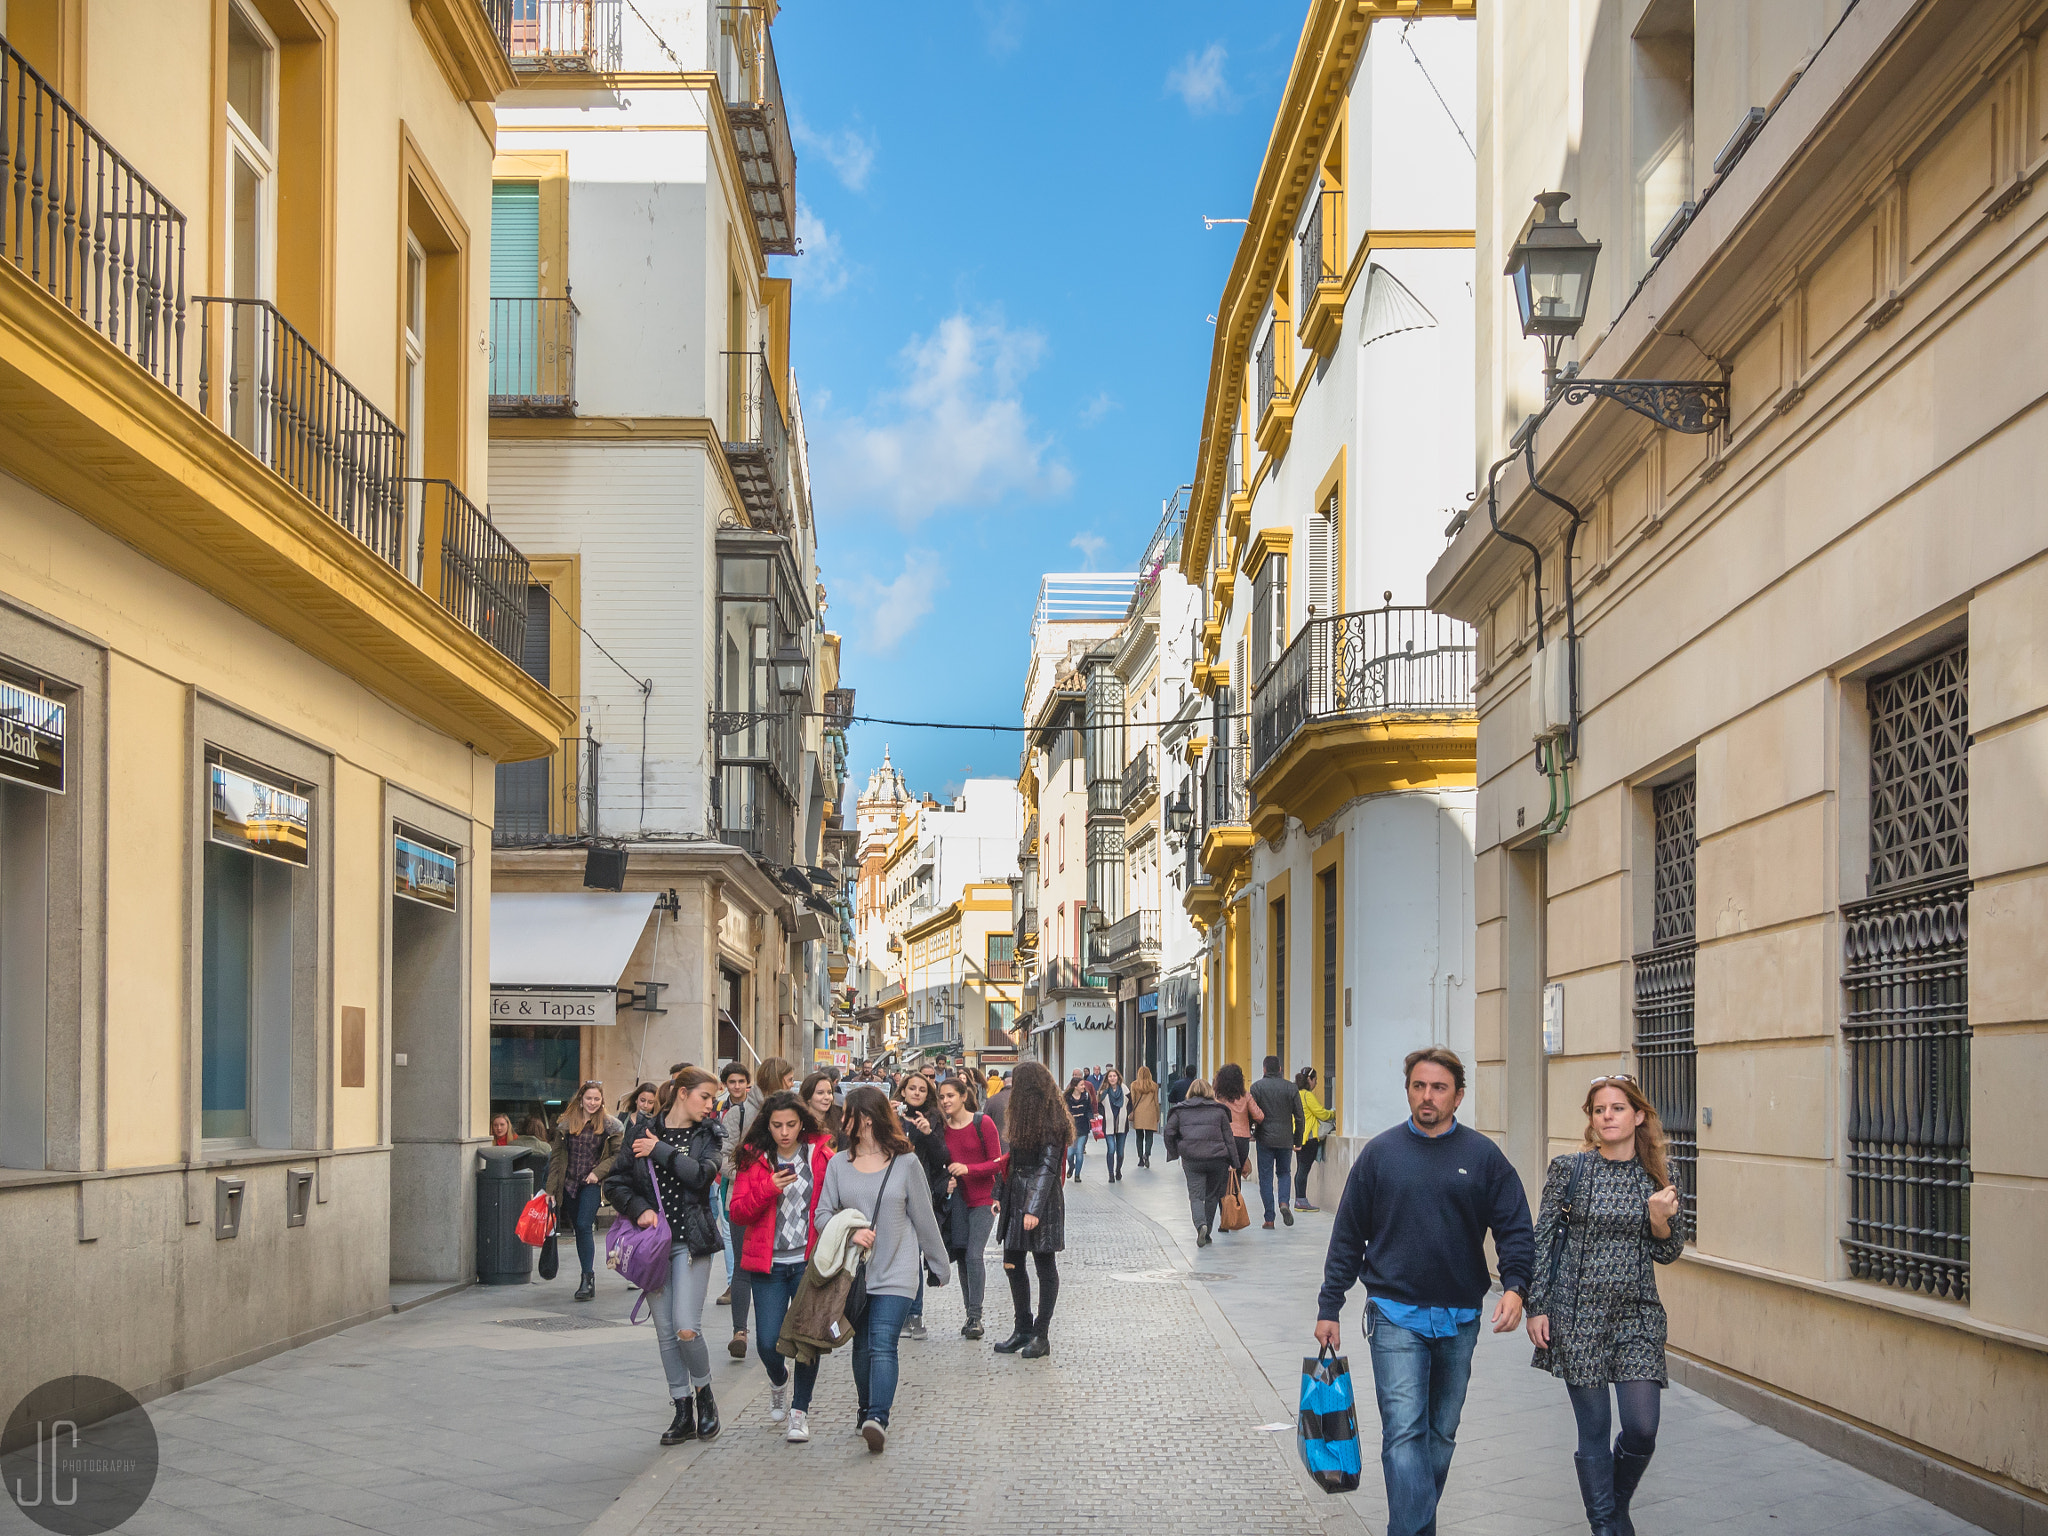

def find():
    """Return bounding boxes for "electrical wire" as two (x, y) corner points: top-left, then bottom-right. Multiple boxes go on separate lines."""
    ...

(540, 582), (650, 692)
(1401, 22), (1475, 160)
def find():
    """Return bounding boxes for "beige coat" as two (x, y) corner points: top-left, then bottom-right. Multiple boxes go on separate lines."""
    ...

(1131, 1079), (1161, 1131)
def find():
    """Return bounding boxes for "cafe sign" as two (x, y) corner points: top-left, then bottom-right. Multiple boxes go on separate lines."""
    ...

(490, 989), (616, 1027)
(0, 677), (64, 793)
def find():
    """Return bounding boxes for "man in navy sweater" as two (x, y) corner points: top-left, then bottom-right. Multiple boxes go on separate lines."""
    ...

(1314, 1048), (1535, 1536)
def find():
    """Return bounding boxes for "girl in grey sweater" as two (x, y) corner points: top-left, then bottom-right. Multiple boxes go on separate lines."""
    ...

(811, 1087), (950, 1453)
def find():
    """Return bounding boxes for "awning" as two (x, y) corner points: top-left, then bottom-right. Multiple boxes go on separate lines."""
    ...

(490, 892), (656, 1027)
(1029, 1017), (1061, 1036)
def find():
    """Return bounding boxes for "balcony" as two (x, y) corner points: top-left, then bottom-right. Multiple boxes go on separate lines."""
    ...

(1042, 956), (1110, 996)
(405, 478), (532, 664)
(714, 8), (798, 255)
(1247, 606), (1477, 842)
(494, 730), (599, 847)
(1201, 741), (1254, 879)
(498, 0), (622, 72)
(722, 349), (791, 530)
(985, 958), (1018, 982)
(1090, 908), (1160, 973)
(489, 295), (576, 415)
(823, 686), (856, 730)
(1297, 187), (1344, 357)
(1120, 744), (1159, 816)
(1254, 322), (1294, 456)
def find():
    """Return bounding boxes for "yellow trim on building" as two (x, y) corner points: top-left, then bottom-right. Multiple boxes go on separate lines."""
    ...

(1242, 528), (1293, 578)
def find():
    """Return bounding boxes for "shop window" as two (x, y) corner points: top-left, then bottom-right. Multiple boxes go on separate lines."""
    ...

(0, 776), (51, 1169)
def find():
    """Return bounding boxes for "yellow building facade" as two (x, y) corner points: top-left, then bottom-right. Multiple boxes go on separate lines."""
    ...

(902, 882), (1024, 1071)
(0, 0), (564, 1422)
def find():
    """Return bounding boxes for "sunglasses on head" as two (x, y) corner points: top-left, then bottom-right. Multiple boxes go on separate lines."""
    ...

(1589, 1073), (1637, 1086)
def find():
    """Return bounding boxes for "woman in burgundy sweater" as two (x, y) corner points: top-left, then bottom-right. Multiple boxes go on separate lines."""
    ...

(936, 1077), (1005, 1340)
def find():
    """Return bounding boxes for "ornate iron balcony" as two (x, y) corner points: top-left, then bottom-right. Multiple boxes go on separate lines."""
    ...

(403, 478), (531, 663)
(499, 0), (622, 72)
(715, 8), (797, 254)
(1250, 606), (1476, 772)
(1298, 188), (1341, 314)
(1207, 742), (1251, 829)
(722, 348), (792, 530)
(489, 295), (577, 415)
(1089, 908), (1160, 970)
(1120, 744), (1158, 815)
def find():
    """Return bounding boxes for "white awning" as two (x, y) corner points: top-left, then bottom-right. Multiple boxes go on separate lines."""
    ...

(490, 892), (656, 988)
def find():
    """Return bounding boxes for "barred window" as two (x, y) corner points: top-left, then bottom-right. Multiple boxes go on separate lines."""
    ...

(1843, 642), (1969, 1300)
(1633, 774), (1696, 1242)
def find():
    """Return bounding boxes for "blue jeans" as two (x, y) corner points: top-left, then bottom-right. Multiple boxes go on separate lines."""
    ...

(561, 1181), (600, 1277)
(1256, 1143), (1291, 1222)
(1104, 1129), (1128, 1176)
(850, 1292), (915, 1427)
(1067, 1135), (1088, 1177)
(1366, 1305), (1479, 1536)
(746, 1262), (821, 1410)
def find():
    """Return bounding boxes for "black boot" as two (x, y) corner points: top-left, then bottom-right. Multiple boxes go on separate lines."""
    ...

(1573, 1451), (1619, 1536)
(693, 1384), (720, 1441)
(574, 1272), (595, 1302)
(1019, 1327), (1050, 1359)
(659, 1395), (695, 1446)
(961, 1313), (984, 1340)
(1611, 1442), (1653, 1536)
(992, 1325), (1034, 1353)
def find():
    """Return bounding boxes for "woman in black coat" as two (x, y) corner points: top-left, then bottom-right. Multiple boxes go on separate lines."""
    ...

(894, 1070), (950, 1342)
(1162, 1078), (1243, 1247)
(992, 1061), (1072, 1359)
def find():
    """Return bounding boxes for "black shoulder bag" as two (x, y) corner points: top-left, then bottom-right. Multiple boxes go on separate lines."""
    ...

(1543, 1151), (1591, 1299)
(842, 1153), (898, 1326)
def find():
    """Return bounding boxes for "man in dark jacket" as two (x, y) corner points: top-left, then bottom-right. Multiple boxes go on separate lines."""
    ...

(1313, 1048), (1534, 1536)
(1248, 1055), (1304, 1229)
(1166, 1065), (1193, 1106)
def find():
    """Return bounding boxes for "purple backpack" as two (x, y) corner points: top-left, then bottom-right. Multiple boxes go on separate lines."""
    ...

(605, 1158), (672, 1323)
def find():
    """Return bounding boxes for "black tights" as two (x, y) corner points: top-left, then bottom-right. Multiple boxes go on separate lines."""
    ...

(1003, 1249), (1059, 1334)
(1136, 1129), (1155, 1160)
(1567, 1380), (1661, 1458)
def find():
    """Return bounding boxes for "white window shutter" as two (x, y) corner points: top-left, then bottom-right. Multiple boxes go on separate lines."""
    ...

(1306, 493), (1336, 619)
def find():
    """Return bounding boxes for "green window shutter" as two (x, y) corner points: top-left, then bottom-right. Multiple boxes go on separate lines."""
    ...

(491, 182), (541, 298)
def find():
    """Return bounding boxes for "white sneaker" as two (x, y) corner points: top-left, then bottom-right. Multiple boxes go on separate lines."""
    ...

(768, 1384), (788, 1423)
(784, 1408), (809, 1443)
(860, 1417), (887, 1453)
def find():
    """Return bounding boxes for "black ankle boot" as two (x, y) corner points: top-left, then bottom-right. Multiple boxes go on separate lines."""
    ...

(660, 1395), (695, 1445)
(1019, 1328), (1050, 1358)
(1573, 1451), (1619, 1535)
(574, 1272), (595, 1302)
(962, 1313), (984, 1340)
(992, 1326), (1034, 1353)
(693, 1384), (720, 1441)
(1611, 1442), (1653, 1536)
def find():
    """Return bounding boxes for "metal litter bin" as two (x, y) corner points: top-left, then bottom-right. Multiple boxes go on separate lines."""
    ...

(477, 1145), (535, 1285)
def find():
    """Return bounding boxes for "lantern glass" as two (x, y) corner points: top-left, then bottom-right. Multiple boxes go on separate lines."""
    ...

(1505, 191), (1602, 340)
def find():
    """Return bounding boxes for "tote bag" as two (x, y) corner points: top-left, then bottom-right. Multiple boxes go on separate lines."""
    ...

(1298, 1346), (1364, 1493)
(1218, 1166), (1251, 1232)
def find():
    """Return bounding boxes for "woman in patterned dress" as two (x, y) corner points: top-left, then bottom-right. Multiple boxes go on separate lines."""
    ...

(1526, 1075), (1685, 1536)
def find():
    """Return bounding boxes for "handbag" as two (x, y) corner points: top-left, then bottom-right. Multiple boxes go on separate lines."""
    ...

(1543, 1151), (1592, 1299)
(537, 1224), (560, 1281)
(842, 1153), (898, 1327)
(605, 1157), (673, 1324)
(1091, 1115), (1105, 1142)
(1298, 1345), (1364, 1493)
(514, 1192), (554, 1247)
(1219, 1165), (1251, 1232)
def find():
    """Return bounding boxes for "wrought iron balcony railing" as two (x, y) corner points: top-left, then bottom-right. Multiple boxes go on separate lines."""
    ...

(499, 0), (621, 71)
(1255, 323), (1288, 421)
(715, 7), (797, 255)
(1298, 187), (1341, 314)
(1090, 908), (1160, 970)
(1043, 956), (1110, 995)
(492, 730), (599, 847)
(1184, 833), (1213, 892)
(1120, 744), (1158, 815)
(1207, 741), (1251, 829)
(196, 296), (408, 568)
(489, 294), (576, 414)
(823, 686), (855, 730)
(722, 348), (791, 529)
(985, 958), (1018, 982)
(1250, 606), (1476, 772)
(404, 478), (530, 663)
(1, 39), (185, 390)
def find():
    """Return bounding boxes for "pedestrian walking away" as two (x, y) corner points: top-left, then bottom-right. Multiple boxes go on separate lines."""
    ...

(1097, 1067), (1132, 1181)
(1130, 1064), (1161, 1167)
(1161, 1077), (1242, 1246)
(1167, 1062), (1193, 1107)
(1314, 1048), (1536, 1536)
(800, 1070), (844, 1145)
(1527, 1075), (1686, 1536)
(1213, 1062), (1261, 1174)
(895, 1070), (949, 1342)
(1249, 1055), (1304, 1228)
(546, 1081), (623, 1302)
(812, 1087), (950, 1453)
(983, 1072), (1010, 1138)
(936, 1076), (1004, 1340)
(727, 1088), (834, 1444)
(1292, 1066), (1334, 1210)
(605, 1067), (730, 1446)
(1063, 1071), (1096, 1181)
(993, 1061), (1069, 1359)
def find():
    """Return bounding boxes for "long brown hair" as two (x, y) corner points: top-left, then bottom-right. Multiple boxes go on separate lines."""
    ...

(840, 1086), (912, 1156)
(1003, 1061), (1074, 1158)
(1133, 1065), (1156, 1092)
(561, 1081), (607, 1135)
(755, 1056), (797, 1095)
(659, 1066), (718, 1117)
(1580, 1076), (1672, 1191)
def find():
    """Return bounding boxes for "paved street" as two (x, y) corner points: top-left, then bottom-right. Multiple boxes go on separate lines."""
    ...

(4, 1162), (1990, 1536)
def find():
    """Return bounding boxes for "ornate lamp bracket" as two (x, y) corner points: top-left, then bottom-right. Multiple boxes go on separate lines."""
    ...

(711, 710), (779, 735)
(1555, 377), (1728, 435)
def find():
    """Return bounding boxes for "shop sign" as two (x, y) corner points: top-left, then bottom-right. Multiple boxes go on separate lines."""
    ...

(1137, 992), (1158, 1014)
(0, 677), (64, 793)
(1064, 1000), (1114, 1031)
(209, 759), (311, 867)
(490, 988), (616, 1027)
(813, 1048), (850, 1067)
(393, 832), (458, 911)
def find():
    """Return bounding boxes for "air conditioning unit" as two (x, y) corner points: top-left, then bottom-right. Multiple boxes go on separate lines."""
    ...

(1531, 640), (1575, 741)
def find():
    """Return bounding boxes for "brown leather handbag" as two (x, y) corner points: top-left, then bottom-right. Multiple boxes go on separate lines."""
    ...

(1219, 1165), (1251, 1232)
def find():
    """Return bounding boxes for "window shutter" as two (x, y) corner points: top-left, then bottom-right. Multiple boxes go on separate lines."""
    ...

(490, 182), (541, 298)
(1306, 492), (1337, 619)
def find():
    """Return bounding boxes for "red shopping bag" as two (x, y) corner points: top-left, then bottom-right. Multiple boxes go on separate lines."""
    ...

(515, 1191), (554, 1246)
(1092, 1115), (1105, 1141)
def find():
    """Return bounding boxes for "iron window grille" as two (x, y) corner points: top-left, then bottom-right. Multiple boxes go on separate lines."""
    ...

(1633, 775), (1697, 1242)
(1843, 642), (1970, 1300)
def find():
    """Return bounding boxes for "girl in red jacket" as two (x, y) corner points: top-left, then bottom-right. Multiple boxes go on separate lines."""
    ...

(728, 1090), (834, 1442)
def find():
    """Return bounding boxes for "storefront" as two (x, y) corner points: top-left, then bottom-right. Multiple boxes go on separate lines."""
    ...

(0, 670), (64, 1170)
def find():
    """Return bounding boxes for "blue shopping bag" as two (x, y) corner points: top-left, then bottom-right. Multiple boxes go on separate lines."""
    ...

(1298, 1345), (1363, 1493)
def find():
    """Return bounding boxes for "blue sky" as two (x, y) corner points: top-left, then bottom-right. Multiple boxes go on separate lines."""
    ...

(769, 2), (1299, 806)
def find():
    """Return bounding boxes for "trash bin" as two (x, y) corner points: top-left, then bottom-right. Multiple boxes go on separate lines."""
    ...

(477, 1145), (535, 1285)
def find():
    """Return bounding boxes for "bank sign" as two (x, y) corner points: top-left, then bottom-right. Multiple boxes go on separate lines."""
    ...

(0, 677), (64, 793)
(490, 989), (616, 1027)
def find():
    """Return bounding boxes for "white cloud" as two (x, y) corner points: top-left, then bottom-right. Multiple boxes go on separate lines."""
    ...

(1079, 389), (1120, 426)
(976, 0), (1025, 55)
(818, 312), (1072, 525)
(1168, 42), (1231, 115)
(793, 198), (850, 299)
(791, 113), (876, 193)
(848, 549), (946, 655)
(1069, 531), (1109, 570)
